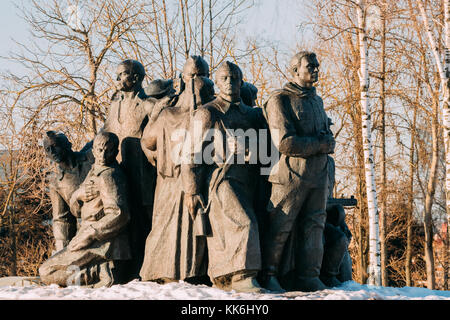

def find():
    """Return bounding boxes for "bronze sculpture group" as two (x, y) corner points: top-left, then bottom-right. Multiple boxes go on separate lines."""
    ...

(39, 52), (353, 293)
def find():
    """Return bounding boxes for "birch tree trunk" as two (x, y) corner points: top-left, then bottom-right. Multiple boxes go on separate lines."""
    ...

(356, 0), (381, 286)
(424, 98), (439, 290)
(417, 0), (447, 289)
(406, 84), (418, 287)
(378, 5), (388, 287)
(444, 0), (450, 290)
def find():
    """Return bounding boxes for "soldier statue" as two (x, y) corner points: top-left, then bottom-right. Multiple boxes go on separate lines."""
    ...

(182, 61), (266, 293)
(139, 56), (214, 284)
(144, 78), (176, 124)
(102, 59), (158, 278)
(261, 51), (336, 292)
(43, 131), (93, 253)
(240, 81), (258, 107)
(39, 131), (131, 287)
(321, 156), (353, 285)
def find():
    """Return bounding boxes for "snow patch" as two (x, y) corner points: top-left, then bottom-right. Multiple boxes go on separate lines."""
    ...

(0, 280), (449, 300)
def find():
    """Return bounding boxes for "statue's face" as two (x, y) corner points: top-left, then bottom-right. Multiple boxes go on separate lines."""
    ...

(182, 64), (209, 89)
(44, 140), (68, 164)
(115, 64), (137, 92)
(294, 56), (320, 86)
(183, 68), (208, 82)
(216, 67), (241, 99)
(92, 138), (116, 166)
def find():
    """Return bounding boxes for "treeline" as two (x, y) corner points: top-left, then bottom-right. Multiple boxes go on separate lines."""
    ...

(0, 0), (448, 290)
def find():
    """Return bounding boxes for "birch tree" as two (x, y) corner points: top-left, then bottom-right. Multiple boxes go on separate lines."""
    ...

(376, 0), (388, 287)
(415, 0), (448, 289)
(443, 0), (450, 290)
(356, 0), (382, 286)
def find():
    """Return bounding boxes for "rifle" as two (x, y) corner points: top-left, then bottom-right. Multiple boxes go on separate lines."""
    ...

(191, 77), (197, 114)
(327, 195), (357, 208)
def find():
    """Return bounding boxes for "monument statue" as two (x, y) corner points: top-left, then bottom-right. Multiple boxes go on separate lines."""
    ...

(37, 52), (352, 294)
(144, 79), (175, 99)
(240, 81), (258, 107)
(43, 131), (93, 252)
(39, 131), (131, 287)
(261, 51), (336, 292)
(276, 155), (354, 290)
(102, 59), (158, 278)
(139, 56), (214, 284)
(322, 156), (353, 284)
(182, 61), (265, 293)
(144, 78), (177, 124)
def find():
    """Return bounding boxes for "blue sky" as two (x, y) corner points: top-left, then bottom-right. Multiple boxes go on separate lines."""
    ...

(245, 0), (307, 46)
(0, 1), (27, 58)
(0, 0), (308, 74)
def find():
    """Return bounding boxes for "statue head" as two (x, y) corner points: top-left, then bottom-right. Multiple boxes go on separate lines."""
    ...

(115, 59), (146, 92)
(145, 79), (175, 99)
(92, 131), (119, 166)
(215, 61), (243, 103)
(288, 51), (320, 88)
(240, 81), (258, 106)
(43, 131), (73, 164)
(193, 77), (215, 105)
(181, 56), (209, 89)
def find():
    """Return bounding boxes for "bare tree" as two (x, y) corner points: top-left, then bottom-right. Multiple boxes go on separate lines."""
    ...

(0, 0), (260, 276)
(3, 0), (155, 139)
(356, 0), (382, 286)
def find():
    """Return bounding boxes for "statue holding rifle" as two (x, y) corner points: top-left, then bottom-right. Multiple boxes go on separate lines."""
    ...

(182, 61), (266, 293)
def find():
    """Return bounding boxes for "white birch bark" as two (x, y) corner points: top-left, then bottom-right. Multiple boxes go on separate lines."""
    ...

(356, 0), (381, 286)
(443, 0), (450, 290)
(417, 0), (449, 165)
(417, 0), (449, 289)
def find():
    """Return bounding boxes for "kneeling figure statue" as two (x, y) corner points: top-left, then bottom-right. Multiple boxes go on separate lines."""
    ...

(39, 131), (131, 288)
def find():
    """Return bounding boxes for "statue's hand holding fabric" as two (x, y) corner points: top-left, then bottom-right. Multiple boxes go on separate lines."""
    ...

(185, 193), (205, 220)
(69, 180), (99, 217)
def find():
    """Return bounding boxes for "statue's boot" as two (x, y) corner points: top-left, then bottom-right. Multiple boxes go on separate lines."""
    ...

(295, 276), (328, 292)
(261, 274), (285, 293)
(320, 275), (341, 288)
(93, 261), (116, 288)
(157, 277), (178, 284)
(212, 274), (231, 291)
(230, 271), (265, 294)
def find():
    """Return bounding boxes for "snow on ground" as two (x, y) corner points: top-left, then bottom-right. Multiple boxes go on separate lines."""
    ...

(0, 279), (449, 300)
